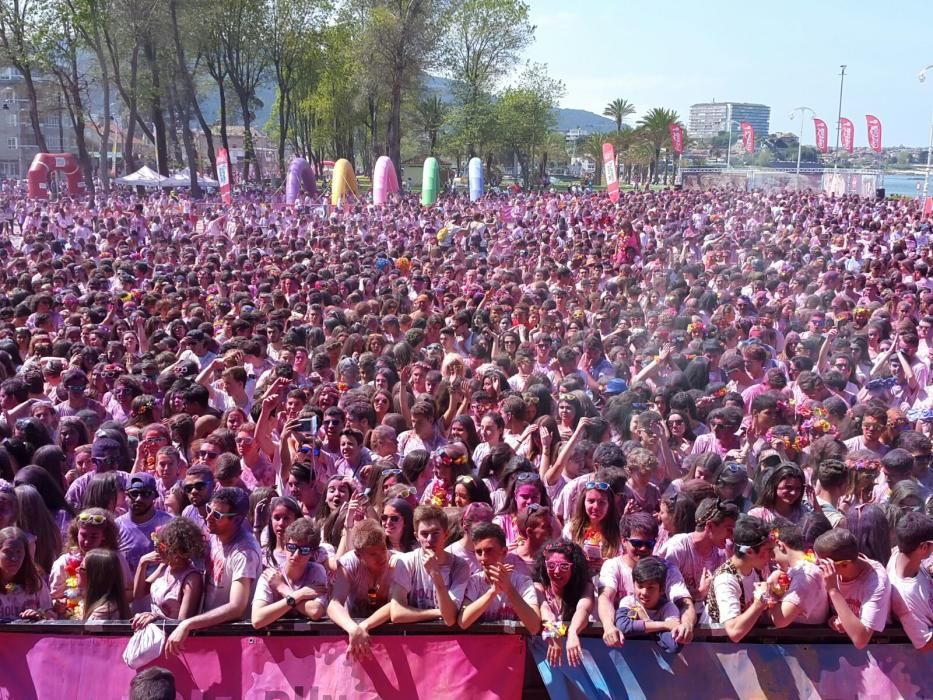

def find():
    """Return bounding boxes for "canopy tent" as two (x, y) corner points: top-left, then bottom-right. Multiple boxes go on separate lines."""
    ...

(169, 168), (220, 188)
(113, 166), (175, 188)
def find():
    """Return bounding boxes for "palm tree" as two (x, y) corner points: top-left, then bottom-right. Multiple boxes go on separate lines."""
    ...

(415, 95), (447, 156)
(603, 98), (636, 133)
(580, 133), (607, 186)
(636, 107), (681, 184)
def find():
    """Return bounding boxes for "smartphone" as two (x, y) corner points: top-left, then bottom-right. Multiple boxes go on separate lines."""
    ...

(359, 488), (372, 506)
(298, 416), (315, 434)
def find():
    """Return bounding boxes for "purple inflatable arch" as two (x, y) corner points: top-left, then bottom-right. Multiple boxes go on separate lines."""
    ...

(285, 157), (317, 203)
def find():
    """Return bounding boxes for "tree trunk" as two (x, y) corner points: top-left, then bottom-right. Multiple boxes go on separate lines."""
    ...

(237, 89), (260, 181)
(143, 37), (169, 176)
(169, 0), (213, 180)
(20, 69), (48, 153)
(386, 77), (402, 175)
(54, 64), (93, 193)
(216, 77), (229, 153)
(122, 45), (140, 173)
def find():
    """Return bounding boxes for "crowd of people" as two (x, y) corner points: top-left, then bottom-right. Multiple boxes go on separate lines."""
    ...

(0, 182), (932, 668)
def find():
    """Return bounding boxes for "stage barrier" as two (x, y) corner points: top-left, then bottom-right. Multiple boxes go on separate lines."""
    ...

(0, 621), (925, 700)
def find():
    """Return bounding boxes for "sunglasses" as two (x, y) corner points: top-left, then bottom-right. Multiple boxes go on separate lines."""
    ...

(628, 538), (656, 550)
(394, 487), (417, 500)
(127, 489), (155, 500)
(515, 472), (540, 483)
(456, 475), (475, 484)
(183, 481), (209, 493)
(382, 468), (403, 477)
(235, 436), (254, 445)
(205, 507), (239, 520)
(285, 543), (314, 555)
(585, 481), (611, 491)
(77, 512), (107, 525)
(381, 514), (402, 525)
(91, 456), (119, 468)
(199, 450), (221, 460)
(545, 561), (572, 573)
(65, 384), (87, 392)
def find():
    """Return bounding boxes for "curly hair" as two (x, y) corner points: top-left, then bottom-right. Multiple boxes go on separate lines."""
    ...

(533, 540), (590, 621)
(67, 507), (120, 552)
(156, 515), (206, 561)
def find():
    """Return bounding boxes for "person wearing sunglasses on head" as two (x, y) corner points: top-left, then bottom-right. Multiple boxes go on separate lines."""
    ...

(598, 513), (695, 649)
(252, 518), (328, 629)
(459, 522), (541, 634)
(179, 465), (216, 530)
(166, 487), (262, 655)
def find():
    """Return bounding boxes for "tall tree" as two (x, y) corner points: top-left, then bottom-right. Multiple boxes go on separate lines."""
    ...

(0, 0), (54, 154)
(636, 107), (680, 184)
(414, 94), (445, 155)
(603, 98), (635, 133)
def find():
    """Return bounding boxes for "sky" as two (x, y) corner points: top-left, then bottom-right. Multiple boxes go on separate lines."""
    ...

(520, 0), (933, 147)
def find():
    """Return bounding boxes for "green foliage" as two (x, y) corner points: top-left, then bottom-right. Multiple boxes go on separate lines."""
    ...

(603, 98), (635, 133)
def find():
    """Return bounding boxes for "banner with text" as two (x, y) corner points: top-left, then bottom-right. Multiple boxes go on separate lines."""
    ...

(740, 122), (755, 153)
(840, 117), (855, 153)
(866, 114), (883, 152)
(668, 123), (685, 155)
(602, 142), (619, 202)
(217, 147), (232, 204)
(531, 637), (931, 700)
(814, 118), (829, 152)
(0, 633), (525, 700)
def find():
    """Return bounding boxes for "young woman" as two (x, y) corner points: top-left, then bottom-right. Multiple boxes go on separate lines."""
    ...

(0, 526), (52, 620)
(478, 443), (515, 498)
(315, 476), (353, 536)
(132, 516), (205, 628)
(371, 389), (394, 427)
(453, 475), (492, 508)
(511, 505), (556, 568)
(13, 465), (75, 538)
(565, 481), (622, 576)
(420, 443), (472, 508)
(472, 412), (505, 466)
(533, 541), (594, 668)
(748, 463), (809, 524)
(81, 548), (131, 621)
(261, 496), (303, 569)
(14, 483), (62, 575)
(556, 393), (584, 441)
(666, 411), (696, 468)
(493, 471), (551, 548)
(380, 498), (416, 553)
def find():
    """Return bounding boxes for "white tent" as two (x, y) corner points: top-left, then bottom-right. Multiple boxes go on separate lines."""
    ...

(169, 168), (219, 188)
(114, 166), (174, 187)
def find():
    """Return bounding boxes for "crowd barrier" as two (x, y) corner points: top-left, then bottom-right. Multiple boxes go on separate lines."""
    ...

(0, 621), (926, 700)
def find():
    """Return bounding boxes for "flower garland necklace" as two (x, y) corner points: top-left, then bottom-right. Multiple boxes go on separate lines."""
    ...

(61, 549), (84, 619)
(429, 479), (452, 508)
(583, 525), (604, 547)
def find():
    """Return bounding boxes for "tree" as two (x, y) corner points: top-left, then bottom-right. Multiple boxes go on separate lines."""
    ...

(414, 94), (445, 155)
(636, 107), (681, 184)
(579, 133), (604, 186)
(603, 98), (635, 133)
(439, 0), (532, 103)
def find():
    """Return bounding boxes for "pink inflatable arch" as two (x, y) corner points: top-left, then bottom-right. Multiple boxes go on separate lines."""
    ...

(27, 153), (84, 198)
(285, 157), (317, 204)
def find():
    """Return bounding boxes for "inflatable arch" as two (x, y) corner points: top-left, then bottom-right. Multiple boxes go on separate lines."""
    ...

(27, 153), (85, 198)
(330, 158), (359, 207)
(285, 157), (317, 204)
(372, 156), (399, 206)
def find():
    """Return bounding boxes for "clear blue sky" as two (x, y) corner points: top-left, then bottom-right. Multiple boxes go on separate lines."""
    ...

(520, 0), (933, 147)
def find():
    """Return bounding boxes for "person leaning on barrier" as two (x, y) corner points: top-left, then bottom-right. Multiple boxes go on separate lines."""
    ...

(887, 512), (933, 651)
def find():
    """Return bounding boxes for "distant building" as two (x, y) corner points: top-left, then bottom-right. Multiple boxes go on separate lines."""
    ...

(689, 102), (770, 140)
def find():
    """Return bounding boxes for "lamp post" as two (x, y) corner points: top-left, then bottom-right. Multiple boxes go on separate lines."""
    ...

(919, 64), (933, 210)
(725, 119), (743, 169)
(834, 65), (847, 171)
(788, 106), (816, 175)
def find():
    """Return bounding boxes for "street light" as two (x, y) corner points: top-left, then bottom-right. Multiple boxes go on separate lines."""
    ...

(788, 106), (815, 175)
(918, 64), (933, 209)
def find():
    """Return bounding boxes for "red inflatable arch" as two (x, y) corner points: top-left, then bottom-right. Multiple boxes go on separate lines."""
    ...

(27, 153), (85, 198)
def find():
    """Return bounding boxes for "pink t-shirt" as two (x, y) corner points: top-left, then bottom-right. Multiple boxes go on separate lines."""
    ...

(835, 556), (891, 633)
(658, 533), (727, 600)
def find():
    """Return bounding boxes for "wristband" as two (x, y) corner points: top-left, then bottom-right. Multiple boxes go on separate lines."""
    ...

(542, 620), (567, 640)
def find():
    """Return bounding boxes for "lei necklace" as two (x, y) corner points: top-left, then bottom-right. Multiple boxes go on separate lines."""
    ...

(583, 526), (603, 546)
(429, 480), (451, 508)
(61, 549), (84, 619)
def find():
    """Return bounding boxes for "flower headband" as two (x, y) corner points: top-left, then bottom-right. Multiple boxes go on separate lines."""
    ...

(433, 448), (467, 467)
(846, 458), (881, 472)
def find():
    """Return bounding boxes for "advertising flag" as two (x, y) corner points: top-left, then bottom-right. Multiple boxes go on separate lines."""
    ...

(217, 147), (232, 204)
(668, 123), (685, 155)
(740, 122), (755, 153)
(602, 142), (619, 202)
(840, 118), (854, 153)
(866, 115), (882, 153)
(814, 118), (829, 153)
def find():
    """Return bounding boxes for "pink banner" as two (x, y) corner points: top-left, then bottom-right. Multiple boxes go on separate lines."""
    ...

(0, 633), (526, 700)
(840, 117), (854, 153)
(740, 122), (755, 153)
(602, 142), (619, 202)
(217, 147), (232, 204)
(866, 114), (882, 152)
(814, 118), (828, 153)
(668, 123), (684, 155)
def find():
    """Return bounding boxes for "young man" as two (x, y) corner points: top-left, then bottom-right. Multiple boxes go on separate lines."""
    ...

(180, 465), (215, 530)
(615, 556), (682, 653)
(390, 505), (469, 626)
(887, 512), (933, 651)
(705, 515), (775, 642)
(598, 513), (695, 647)
(811, 459), (849, 527)
(329, 520), (396, 660)
(814, 528), (891, 649)
(116, 473), (174, 610)
(767, 522), (829, 627)
(166, 487), (262, 655)
(459, 522), (541, 633)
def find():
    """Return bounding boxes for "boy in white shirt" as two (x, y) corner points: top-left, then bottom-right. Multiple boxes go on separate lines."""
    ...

(767, 522), (829, 626)
(887, 512), (933, 651)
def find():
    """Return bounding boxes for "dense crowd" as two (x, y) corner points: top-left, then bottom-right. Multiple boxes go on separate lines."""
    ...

(0, 183), (932, 667)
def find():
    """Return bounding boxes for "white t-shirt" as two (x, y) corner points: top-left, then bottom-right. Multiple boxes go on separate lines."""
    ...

(462, 569), (539, 623)
(598, 556), (691, 607)
(0, 579), (51, 619)
(203, 531), (263, 614)
(253, 562), (329, 612)
(392, 549), (469, 611)
(337, 550), (396, 618)
(710, 567), (760, 624)
(835, 556), (891, 633)
(782, 560), (829, 625)
(658, 534), (727, 601)
(887, 551), (933, 649)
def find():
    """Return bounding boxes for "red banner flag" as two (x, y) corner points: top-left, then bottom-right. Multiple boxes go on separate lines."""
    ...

(217, 147), (232, 204)
(814, 118), (828, 153)
(866, 115), (882, 153)
(840, 118), (854, 153)
(602, 142), (619, 202)
(668, 123), (684, 155)
(740, 122), (755, 153)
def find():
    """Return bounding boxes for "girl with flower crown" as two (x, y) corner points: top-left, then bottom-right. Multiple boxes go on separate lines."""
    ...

(564, 481), (622, 577)
(0, 526), (52, 620)
(419, 443), (472, 508)
(49, 508), (132, 618)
